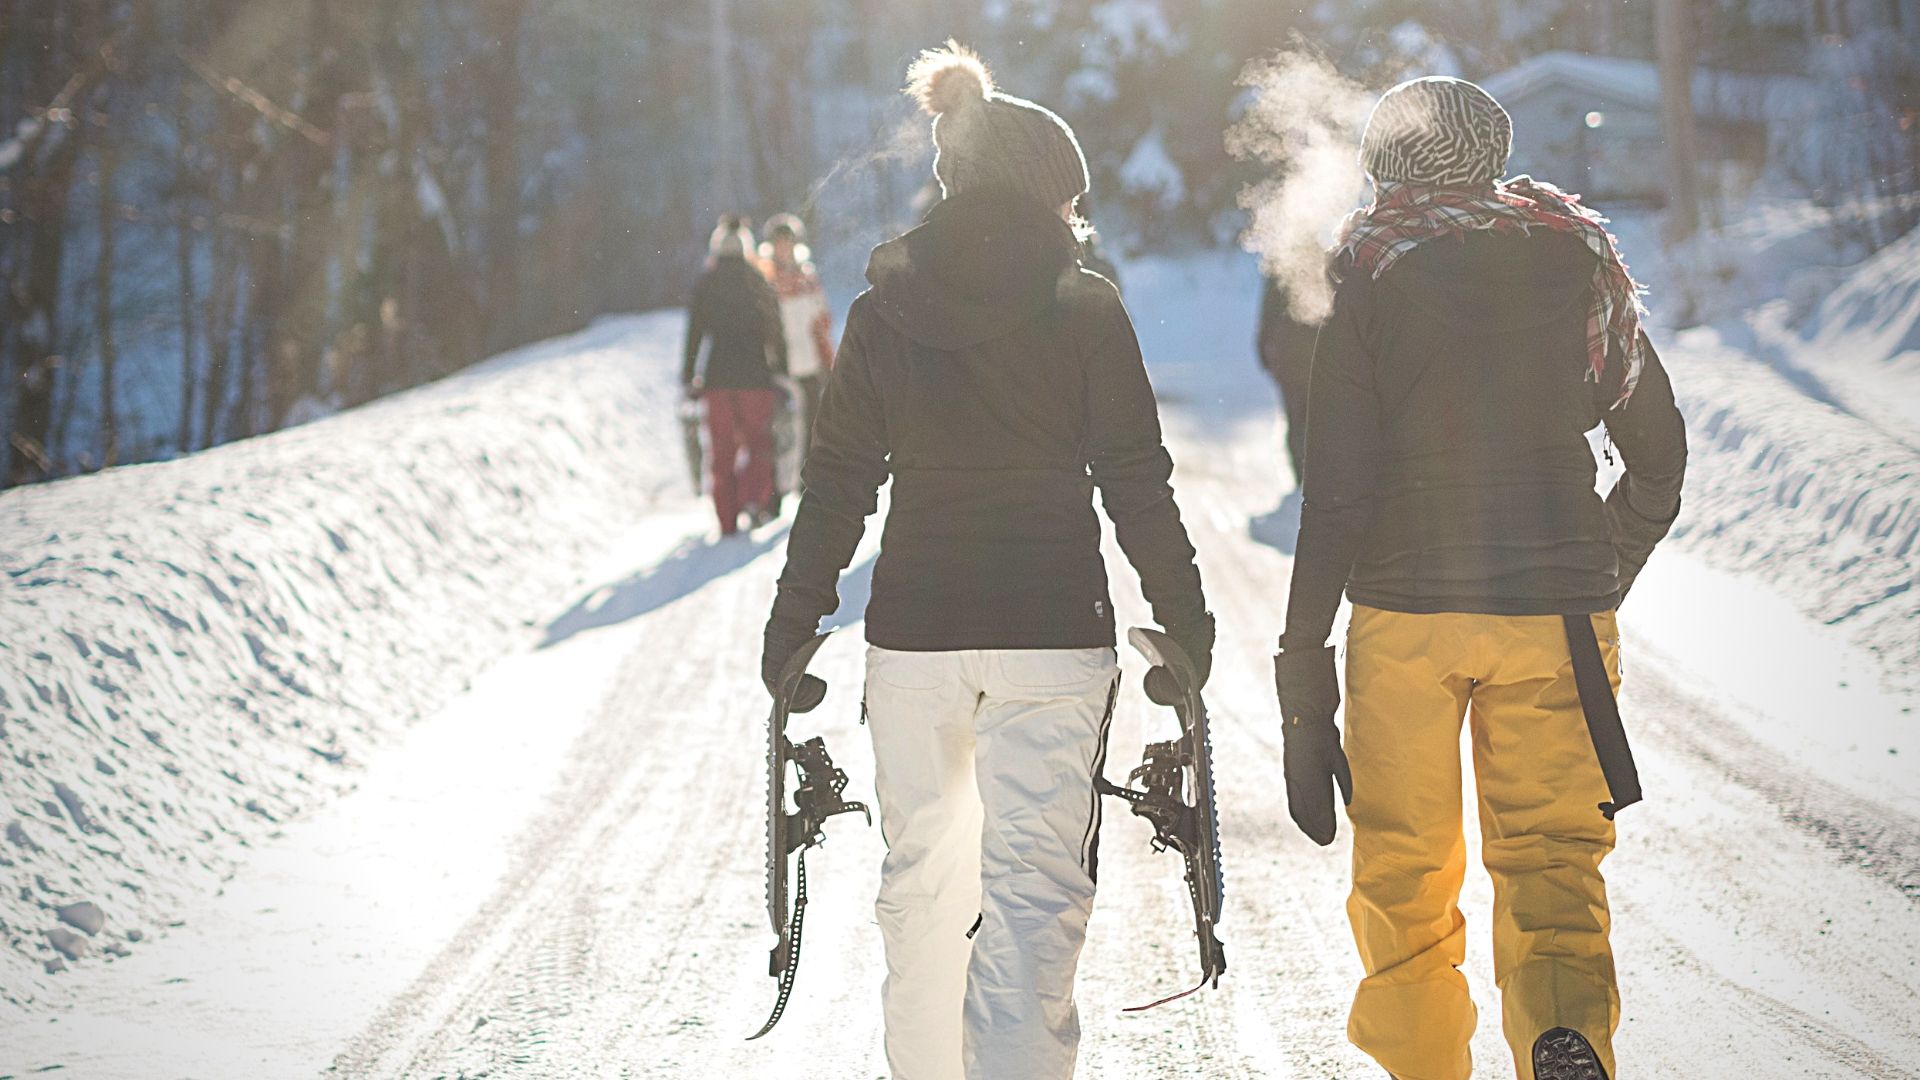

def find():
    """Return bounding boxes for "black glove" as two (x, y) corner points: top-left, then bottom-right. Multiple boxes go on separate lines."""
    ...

(1145, 614), (1215, 707)
(1274, 644), (1353, 846)
(762, 620), (826, 713)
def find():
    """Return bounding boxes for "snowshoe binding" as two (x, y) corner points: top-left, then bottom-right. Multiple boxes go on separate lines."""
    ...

(1096, 626), (1228, 1010)
(1532, 1027), (1610, 1080)
(748, 631), (869, 1040)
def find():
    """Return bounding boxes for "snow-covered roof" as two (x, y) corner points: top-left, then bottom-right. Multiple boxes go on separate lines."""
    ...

(1479, 50), (1818, 124)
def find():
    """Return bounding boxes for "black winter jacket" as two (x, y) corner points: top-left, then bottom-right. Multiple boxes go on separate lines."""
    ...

(682, 255), (786, 390)
(767, 191), (1208, 651)
(1281, 230), (1687, 649)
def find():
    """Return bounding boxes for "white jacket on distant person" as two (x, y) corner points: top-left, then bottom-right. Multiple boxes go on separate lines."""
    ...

(778, 284), (831, 378)
(765, 257), (833, 379)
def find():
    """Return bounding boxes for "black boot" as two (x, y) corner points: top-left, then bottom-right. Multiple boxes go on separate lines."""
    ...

(1532, 1027), (1609, 1080)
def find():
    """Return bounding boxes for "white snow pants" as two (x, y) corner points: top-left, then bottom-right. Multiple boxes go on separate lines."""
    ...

(864, 645), (1120, 1080)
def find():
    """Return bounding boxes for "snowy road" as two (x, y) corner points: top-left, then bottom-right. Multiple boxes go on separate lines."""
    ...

(7, 277), (1920, 1078)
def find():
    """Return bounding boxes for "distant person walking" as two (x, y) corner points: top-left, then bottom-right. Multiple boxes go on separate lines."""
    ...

(761, 213), (835, 470)
(683, 215), (787, 535)
(762, 42), (1210, 1080)
(1256, 276), (1320, 487)
(1272, 76), (1686, 1080)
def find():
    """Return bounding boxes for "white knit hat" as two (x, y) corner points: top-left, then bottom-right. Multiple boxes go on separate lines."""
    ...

(709, 214), (755, 258)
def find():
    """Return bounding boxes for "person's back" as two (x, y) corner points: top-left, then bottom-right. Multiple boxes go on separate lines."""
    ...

(824, 191), (1170, 647)
(1272, 75), (1686, 1080)
(686, 256), (781, 392)
(1341, 229), (1621, 611)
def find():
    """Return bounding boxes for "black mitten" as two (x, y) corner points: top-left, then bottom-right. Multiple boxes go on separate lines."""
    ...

(1274, 645), (1353, 846)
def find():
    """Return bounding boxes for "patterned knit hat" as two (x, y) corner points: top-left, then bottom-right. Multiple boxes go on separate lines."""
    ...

(1360, 76), (1513, 187)
(905, 41), (1090, 211)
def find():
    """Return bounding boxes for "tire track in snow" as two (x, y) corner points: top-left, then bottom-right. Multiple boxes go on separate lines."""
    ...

(330, 529), (786, 1077)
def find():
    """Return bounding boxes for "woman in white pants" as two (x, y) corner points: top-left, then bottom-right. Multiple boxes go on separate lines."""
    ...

(761, 43), (1212, 1080)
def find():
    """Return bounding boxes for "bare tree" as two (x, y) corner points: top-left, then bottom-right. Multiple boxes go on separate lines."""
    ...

(482, 0), (528, 353)
(1657, 0), (1702, 242)
(173, 77), (199, 453)
(93, 88), (119, 467)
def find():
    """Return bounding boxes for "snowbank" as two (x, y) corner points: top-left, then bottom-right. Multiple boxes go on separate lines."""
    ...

(1661, 330), (1920, 687)
(0, 314), (687, 1006)
(1760, 223), (1920, 439)
(1607, 209), (1920, 686)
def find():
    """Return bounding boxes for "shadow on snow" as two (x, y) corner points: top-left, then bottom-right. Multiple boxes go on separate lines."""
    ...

(1247, 489), (1302, 556)
(540, 525), (790, 648)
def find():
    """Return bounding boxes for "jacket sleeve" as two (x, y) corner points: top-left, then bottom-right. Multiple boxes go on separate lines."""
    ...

(682, 275), (706, 387)
(1256, 279), (1282, 374)
(1085, 290), (1209, 635)
(1602, 334), (1687, 602)
(767, 297), (890, 633)
(1280, 275), (1380, 650)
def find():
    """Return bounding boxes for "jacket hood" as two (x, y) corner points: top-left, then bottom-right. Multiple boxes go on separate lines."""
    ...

(865, 189), (1079, 350)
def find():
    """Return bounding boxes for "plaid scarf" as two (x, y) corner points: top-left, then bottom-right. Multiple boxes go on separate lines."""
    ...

(1333, 177), (1646, 406)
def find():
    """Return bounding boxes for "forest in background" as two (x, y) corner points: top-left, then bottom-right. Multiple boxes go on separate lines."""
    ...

(2, 0), (1914, 488)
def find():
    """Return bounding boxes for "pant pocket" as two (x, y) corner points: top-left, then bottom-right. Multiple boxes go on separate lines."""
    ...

(867, 646), (949, 691)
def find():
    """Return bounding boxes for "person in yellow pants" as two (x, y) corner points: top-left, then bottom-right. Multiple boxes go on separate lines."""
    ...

(1270, 75), (1687, 1080)
(1342, 607), (1621, 1080)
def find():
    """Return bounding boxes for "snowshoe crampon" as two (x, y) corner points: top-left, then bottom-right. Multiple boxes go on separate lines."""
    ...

(748, 631), (869, 1040)
(1097, 626), (1227, 1010)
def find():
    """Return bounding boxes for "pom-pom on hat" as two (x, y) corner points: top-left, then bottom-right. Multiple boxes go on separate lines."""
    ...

(904, 40), (1090, 212)
(1360, 76), (1513, 187)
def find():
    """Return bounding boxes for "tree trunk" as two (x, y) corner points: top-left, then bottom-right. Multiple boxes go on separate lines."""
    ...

(174, 81), (199, 454)
(265, 0), (344, 429)
(4, 6), (91, 486)
(94, 83), (120, 468)
(481, 0), (527, 354)
(202, 123), (243, 449)
(708, 0), (741, 211)
(1656, 0), (1701, 243)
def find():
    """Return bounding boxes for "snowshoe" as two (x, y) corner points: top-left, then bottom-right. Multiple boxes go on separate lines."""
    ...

(677, 398), (704, 495)
(748, 631), (869, 1040)
(1532, 1027), (1610, 1080)
(1096, 626), (1227, 1009)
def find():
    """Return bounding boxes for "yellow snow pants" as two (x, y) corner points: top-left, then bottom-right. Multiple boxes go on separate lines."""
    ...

(1342, 605), (1622, 1080)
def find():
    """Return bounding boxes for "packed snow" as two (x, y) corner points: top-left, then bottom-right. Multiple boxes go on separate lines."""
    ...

(3, 218), (1919, 1078)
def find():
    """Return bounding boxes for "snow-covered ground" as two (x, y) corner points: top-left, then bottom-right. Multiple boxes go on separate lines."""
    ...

(4, 225), (1920, 1077)
(0, 316), (688, 1007)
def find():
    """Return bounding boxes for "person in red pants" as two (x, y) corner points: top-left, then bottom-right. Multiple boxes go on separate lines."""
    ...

(683, 215), (788, 534)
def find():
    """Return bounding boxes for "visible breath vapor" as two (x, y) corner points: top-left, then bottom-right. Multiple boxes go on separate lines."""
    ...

(1227, 47), (1375, 324)
(803, 113), (931, 221)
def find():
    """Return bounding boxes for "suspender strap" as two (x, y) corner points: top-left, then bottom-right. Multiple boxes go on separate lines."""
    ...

(1562, 613), (1642, 819)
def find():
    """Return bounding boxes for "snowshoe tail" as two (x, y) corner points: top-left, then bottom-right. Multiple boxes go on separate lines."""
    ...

(1095, 627), (1228, 1010)
(749, 632), (869, 1041)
